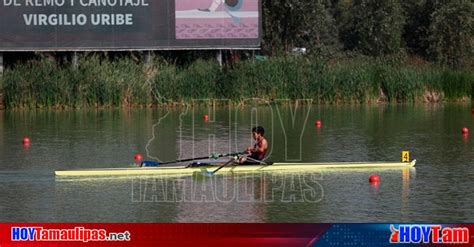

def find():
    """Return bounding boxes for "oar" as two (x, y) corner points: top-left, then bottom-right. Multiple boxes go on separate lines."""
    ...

(204, 154), (273, 176)
(140, 152), (244, 167)
(206, 157), (238, 175)
(244, 156), (272, 166)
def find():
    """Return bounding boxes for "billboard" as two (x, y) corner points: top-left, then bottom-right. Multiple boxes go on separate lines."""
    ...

(0, 0), (260, 51)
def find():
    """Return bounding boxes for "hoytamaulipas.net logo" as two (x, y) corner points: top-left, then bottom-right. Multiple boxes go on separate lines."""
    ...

(11, 226), (131, 242)
(390, 224), (469, 244)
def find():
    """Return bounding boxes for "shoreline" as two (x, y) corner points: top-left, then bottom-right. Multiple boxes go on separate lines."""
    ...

(1, 100), (472, 112)
(1, 55), (472, 110)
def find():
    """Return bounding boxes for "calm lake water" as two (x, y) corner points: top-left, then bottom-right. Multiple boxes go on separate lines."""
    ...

(0, 104), (473, 222)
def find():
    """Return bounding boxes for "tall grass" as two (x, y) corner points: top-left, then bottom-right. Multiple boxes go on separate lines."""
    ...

(0, 54), (472, 109)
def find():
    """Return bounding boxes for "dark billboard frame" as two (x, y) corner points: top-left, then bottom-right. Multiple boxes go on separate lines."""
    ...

(0, 0), (261, 51)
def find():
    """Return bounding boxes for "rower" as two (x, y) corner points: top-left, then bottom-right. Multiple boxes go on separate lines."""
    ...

(239, 126), (268, 164)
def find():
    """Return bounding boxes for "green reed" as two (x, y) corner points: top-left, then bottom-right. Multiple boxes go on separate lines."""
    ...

(1, 54), (472, 109)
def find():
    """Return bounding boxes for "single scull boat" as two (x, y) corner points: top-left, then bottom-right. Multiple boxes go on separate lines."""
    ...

(55, 160), (416, 177)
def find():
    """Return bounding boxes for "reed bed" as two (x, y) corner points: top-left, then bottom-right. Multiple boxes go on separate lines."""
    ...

(1, 55), (472, 109)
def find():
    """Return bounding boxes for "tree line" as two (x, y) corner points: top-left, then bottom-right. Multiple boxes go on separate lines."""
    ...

(261, 0), (473, 68)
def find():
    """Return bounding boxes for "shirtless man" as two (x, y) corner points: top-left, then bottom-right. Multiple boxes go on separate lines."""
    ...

(240, 126), (268, 164)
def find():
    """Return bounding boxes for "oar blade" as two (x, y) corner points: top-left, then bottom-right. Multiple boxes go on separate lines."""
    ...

(191, 169), (214, 180)
(140, 161), (161, 167)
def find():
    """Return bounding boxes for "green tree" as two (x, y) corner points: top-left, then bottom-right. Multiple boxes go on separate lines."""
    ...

(333, 0), (355, 50)
(304, 1), (339, 51)
(262, 0), (338, 54)
(428, 0), (473, 67)
(346, 0), (405, 56)
(402, 0), (435, 57)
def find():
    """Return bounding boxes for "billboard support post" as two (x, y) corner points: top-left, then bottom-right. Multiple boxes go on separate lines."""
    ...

(145, 51), (152, 66)
(217, 50), (223, 67)
(72, 52), (79, 70)
(0, 52), (3, 110)
(0, 53), (3, 75)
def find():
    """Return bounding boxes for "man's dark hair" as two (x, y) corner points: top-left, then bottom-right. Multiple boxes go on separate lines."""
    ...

(252, 126), (265, 136)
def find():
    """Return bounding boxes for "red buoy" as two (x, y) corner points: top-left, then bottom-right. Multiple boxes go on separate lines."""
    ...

(203, 114), (209, 122)
(315, 120), (322, 127)
(461, 127), (469, 135)
(369, 175), (380, 183)
(462, 133), (468, 143)
(22, 137), (31, 145)
(134, 153), (143, 162)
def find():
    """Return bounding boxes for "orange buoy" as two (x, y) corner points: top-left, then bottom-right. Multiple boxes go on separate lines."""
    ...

(134, 153), (143, 162)
(369, 175), (380, 183)
(461, 127), (469, 135)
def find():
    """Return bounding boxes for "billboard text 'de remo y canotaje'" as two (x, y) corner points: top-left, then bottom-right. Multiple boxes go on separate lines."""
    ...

(0, 0), (260, 51)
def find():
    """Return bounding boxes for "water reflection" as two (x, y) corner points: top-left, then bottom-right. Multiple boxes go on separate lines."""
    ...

(1, 104), (473, 222)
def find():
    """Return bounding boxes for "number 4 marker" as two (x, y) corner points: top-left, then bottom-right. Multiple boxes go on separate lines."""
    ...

(402, 151), (410, 162)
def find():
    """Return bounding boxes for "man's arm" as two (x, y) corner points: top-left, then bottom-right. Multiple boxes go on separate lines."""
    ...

(254, 139), (268, 153)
